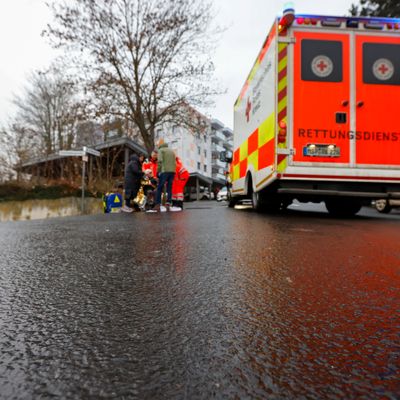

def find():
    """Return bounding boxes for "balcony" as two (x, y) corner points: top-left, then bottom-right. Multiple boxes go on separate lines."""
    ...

(211, 130), (226, 142)
(223, 141), (233, 151)
(222, 127), (233, 138)
(211, 119), (224, 130)
(211, 143), (225, 154)
(212, 158), (226, 169)
(212, 170), (226, 181)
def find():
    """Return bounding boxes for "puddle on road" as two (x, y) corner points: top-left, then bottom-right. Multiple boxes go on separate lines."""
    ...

(0, 197), (103, 222)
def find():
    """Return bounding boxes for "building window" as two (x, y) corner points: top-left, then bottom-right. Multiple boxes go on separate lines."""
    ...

(197, 146), (201, 155)
(204, 165), (207, 172)
(204, 149), (207, 157)
(197, 162), (201, 170)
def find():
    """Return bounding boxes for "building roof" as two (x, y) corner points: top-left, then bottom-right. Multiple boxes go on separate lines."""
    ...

(21, 136), (147, 168)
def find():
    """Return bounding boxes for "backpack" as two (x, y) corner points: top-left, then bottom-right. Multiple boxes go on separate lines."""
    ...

(103, 192), (123, 213)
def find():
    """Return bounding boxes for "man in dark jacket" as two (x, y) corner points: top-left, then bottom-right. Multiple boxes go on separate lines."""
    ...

(147, 139), (176, 212)
(122, 153), (145, 212)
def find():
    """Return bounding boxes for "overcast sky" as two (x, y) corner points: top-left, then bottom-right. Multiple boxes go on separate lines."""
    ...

(0, 0), (354, 130)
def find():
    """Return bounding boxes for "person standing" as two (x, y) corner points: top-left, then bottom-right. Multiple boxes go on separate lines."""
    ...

(148, 139), (176, 212)
(122, 153), (145, 213)
(171, 157), (189, 209)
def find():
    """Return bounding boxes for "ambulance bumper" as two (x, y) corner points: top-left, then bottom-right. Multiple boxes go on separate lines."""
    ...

(276, 180), (400, 200)
(277, 188), (400, 199)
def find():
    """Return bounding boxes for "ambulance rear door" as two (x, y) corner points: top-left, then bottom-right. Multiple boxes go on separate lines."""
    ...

(291, 30), (351, 166)
(354, 33), (400, 167)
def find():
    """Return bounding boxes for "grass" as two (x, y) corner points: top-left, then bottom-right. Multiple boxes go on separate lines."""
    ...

(0, 182), (95, 202)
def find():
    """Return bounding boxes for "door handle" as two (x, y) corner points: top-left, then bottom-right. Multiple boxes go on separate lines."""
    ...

(357, 101), (364, 108)
(341, 100), (349, 107)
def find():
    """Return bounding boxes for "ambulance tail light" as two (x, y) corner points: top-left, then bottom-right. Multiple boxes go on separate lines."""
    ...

(278, 121), (287, 144)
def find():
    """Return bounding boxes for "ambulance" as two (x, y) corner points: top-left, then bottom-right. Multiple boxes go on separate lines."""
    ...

(226, 9), (400, 216)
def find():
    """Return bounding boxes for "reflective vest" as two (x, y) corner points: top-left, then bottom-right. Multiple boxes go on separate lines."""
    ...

(172, 158), (189, 200)
(142, 158), (158, 178)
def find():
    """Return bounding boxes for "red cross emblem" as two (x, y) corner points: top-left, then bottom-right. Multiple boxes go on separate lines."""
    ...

(311, 55), (333, 78)
(317, 60), (328, 72)
(246, 98), (252, 122)
(373, 58), (394, 81)
(378, 63), (389, 75)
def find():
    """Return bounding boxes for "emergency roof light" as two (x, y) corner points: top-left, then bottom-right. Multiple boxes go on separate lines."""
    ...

(278, 7), (295, 32)
(294, 14), (400, 31)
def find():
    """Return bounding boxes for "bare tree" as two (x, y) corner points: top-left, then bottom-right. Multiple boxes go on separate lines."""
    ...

(0, 124), (37, 182)
(350, 0), (400, 17)
(44, 0), (220, 153)
(12, 65), (83, 155)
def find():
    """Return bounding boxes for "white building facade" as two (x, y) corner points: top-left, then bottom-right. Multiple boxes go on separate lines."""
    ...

(155, 114), (232, 185)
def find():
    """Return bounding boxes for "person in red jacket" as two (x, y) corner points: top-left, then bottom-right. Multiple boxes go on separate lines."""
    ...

(142, 150), (158, 179)
(172, 157), (189, 209)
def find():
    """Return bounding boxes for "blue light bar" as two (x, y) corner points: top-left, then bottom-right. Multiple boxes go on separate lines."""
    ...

(294, 14), (400, 25)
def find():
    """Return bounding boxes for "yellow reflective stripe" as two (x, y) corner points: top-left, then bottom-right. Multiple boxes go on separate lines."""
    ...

(233, 164), (240, 181)
(278, 43), (286, 51)
(278, 76), (287, 93)
(248, 60), (260, 82)
(277, 157), (288, 173)
(239, 140), (248, 162)
(248, 150), (258, 171)
(258, 112), (275, 146)
(278, 100), (286, 114)
(278, 58), (287, 73)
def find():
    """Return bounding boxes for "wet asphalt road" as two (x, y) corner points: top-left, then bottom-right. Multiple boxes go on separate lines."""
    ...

(0, 202), (399, 399)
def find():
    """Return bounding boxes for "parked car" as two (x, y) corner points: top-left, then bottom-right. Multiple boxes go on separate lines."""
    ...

(217, 187), (228, 202)
(374, 199), (400, 213)
(185, 186), (213, 201)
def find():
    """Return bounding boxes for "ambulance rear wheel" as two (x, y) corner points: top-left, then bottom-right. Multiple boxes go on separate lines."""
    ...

(227, 190), (237, 208)
(252, 191), (263, 212)
(228, 197), (238, 208)
(375, 199), (392, 214)
(325, 198), (362, 217)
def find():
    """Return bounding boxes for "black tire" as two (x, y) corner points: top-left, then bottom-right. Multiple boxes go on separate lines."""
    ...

(251, 190), (265, 212)
(325, 198), (362, 217)
(227, 187), (238, 208)
(228, 198), (237, 208)
(375, 199), (392, 214)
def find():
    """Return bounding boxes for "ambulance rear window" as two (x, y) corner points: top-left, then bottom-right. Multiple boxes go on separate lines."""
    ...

(301, 39), (343, 83)
(363, 43), (400, 85)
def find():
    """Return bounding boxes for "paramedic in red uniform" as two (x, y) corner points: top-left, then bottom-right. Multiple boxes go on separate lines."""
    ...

(142, 150), (158, 180)
(172, 157), (189, 209)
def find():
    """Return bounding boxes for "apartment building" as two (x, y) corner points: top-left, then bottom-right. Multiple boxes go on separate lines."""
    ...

(155, 114), (233, 186)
